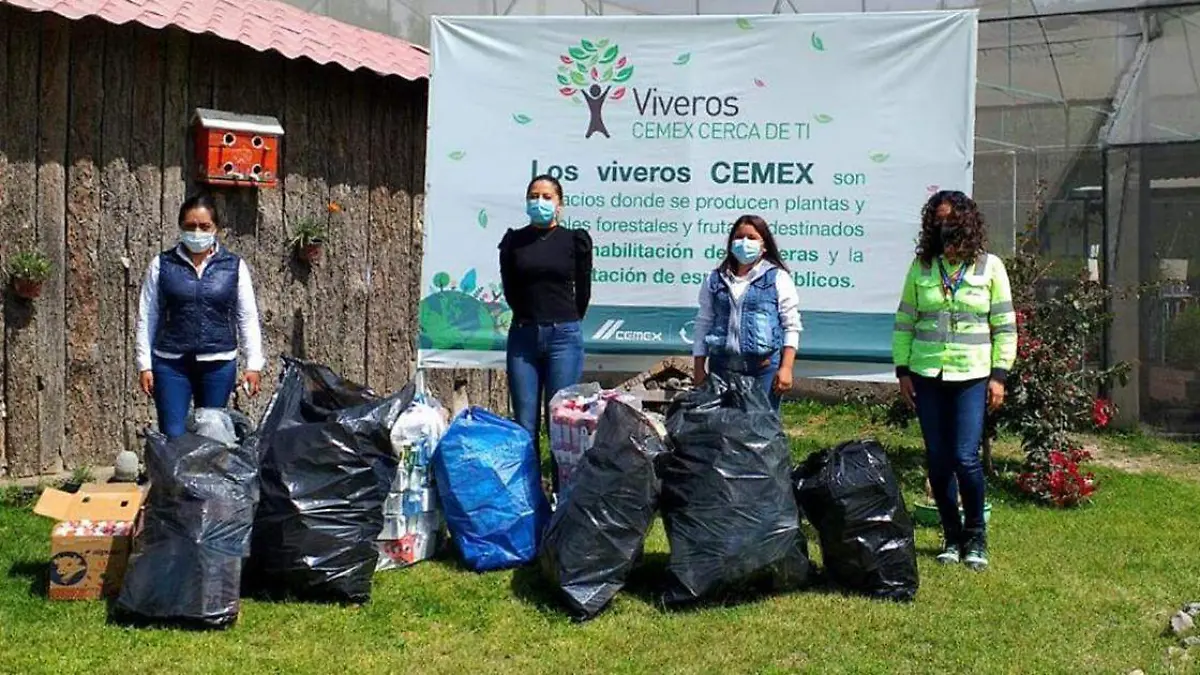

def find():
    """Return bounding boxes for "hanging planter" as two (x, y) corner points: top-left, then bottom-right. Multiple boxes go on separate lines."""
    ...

(8, 250), (52, 301)
(289, 216), (329, 266)
(297, 243), (323, 264)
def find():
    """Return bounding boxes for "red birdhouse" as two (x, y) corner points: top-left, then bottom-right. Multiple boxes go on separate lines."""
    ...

(192, 108), (284, 188)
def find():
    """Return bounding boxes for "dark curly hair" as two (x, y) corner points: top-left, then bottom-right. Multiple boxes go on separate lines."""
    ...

(916, 190), (986, 266)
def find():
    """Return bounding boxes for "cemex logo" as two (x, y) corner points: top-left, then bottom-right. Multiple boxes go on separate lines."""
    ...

(592, 319), (664, 342)
(556, 38), (634, 139)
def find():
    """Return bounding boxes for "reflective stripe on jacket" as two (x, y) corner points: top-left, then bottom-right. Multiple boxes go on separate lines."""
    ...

(892, 253), (1017, 382)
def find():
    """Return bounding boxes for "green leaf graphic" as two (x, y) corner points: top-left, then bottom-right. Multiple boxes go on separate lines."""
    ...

(568, 46), (589, 60)
(674, 53), (691, 66)
(581, 39), (597, 52)
(575, 61), (587, 73)
(556, 74), (570, 86)
(512, 113), (532, 125)
(869, 152), (890, 163)
(598, 39), (609, 47)
(811, 32), (826, 51)
(477, 209), (488, 228)
(813, 114), (834, 124)
(602, 66), (614, 82)
(599, 45), (619, 64)
(736, 17), (752, 30)
(570, 70), (587, 86)
(448, 150), (466, 160)
(613, 66), (634, 83)
(572, 96), (583, 105)
(558, 65), (568, 73)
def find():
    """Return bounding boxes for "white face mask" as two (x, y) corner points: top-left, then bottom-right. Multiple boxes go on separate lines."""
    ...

(180, 230), (216, 253)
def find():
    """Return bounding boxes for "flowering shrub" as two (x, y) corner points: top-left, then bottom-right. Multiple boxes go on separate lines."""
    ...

(1016, 447), (1096, 507)
(989, 187), (1131, 506)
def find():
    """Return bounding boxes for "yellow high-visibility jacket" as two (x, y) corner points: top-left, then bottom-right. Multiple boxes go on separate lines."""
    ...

(892, 253), (1018, 382)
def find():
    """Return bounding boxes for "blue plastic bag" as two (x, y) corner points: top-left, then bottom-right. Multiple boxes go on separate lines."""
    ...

(433, 407), (549, 571)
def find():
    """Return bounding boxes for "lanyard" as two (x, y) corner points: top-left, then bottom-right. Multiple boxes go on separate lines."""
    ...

(938, 259), (967, 301)
(938, 259), (969, 331)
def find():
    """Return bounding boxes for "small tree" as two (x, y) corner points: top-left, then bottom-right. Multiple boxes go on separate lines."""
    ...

(992, 184), (1131, 507)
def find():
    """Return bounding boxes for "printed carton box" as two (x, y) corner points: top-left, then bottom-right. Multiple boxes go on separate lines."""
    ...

(33, 483), (145, 601)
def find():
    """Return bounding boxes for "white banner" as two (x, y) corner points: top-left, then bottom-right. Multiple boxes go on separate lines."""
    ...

(420, 12), (977, 371)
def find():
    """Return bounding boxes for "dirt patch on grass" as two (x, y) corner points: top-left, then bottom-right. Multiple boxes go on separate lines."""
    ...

(1086, 444), (1200, 483)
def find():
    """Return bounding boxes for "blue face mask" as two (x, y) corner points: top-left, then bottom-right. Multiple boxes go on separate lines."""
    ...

(526, 198), (557, 227)
(731, 238), (762, 265)
(180, 230), (216, 253)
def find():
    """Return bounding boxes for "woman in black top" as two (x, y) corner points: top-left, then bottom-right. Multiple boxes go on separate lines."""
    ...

(499, 174), (593, 491)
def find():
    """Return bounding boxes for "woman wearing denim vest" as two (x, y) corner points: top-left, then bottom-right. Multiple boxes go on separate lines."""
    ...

(892, 190), (1017, 572)
(692, 214), (802, 412)
(499, 174), (594, 492)
(135, 193), (265, 438)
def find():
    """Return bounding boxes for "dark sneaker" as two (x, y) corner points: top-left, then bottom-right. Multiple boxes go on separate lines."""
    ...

(936, 540), (961, 565)
(963, 536), (989, 571)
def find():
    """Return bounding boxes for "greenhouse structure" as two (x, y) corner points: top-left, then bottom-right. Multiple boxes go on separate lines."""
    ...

(290, 0), (1200, 434)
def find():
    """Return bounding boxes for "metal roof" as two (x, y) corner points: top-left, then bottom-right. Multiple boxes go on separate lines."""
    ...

(3, 0), (430, 81)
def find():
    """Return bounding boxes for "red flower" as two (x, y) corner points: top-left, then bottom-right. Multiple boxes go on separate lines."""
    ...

(1092, 398), (1113, 428)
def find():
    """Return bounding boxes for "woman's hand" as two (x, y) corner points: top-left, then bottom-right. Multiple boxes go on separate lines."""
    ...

(139, 371), (154, 397)
(243, 371), (262, 397)
(899, 375), (917, 409)
(987, 379), (1006, 412)
(772, 366), (793, 395)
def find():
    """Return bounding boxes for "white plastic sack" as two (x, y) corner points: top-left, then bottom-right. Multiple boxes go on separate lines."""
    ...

(378, 391), (450, 571)
(549, 383), (641, 500)
(189, 408), (240, 448)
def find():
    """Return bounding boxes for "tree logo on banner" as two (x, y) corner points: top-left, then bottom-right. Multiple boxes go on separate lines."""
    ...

(556, 39), (634, 139)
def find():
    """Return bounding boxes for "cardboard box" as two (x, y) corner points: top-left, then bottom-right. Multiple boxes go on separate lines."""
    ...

(34, 483), (145, 601)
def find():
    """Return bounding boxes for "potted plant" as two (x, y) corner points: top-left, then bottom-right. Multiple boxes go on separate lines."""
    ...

(8, 249), (52, 300)
(290, 216), (329, 264)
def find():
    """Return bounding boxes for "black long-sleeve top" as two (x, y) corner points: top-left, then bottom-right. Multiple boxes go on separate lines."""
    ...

(499, 225), (593, 324)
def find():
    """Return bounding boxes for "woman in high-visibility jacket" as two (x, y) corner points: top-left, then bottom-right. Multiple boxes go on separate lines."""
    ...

(892, 190), (1017, 572)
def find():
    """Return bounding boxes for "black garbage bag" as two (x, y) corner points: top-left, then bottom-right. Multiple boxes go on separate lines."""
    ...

(114, 409), (259, 629)
(245, 358), (413, 604)
(539, 401), (670, 620)
(793, 440), (919, 602)
(660, 373), (813, 606)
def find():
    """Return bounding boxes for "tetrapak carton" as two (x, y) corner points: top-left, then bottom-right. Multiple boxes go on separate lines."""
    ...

(33, 483), (145, 600)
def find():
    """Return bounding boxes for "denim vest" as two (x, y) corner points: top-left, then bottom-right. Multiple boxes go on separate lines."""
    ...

(703, 266), (783, 358)
(153, 247), (241, 355)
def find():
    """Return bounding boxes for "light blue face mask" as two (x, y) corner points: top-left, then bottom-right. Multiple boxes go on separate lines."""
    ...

(180, 230), (216, 253)
(731, 238), (762, 265)
(526, 198), (557, 227)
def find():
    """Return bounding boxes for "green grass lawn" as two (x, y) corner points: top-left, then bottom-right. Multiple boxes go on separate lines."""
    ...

(1, 403), (1198, 675)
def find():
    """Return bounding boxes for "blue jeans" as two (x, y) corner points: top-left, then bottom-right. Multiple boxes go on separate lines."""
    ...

(153, 356), (239, 439)
(506, 321), (585, 489)
(911, 374), (988, 544)
(708, 351), (783, 412)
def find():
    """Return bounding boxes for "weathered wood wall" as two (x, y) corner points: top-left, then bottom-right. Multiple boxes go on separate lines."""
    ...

(0, 9), (503, 478)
